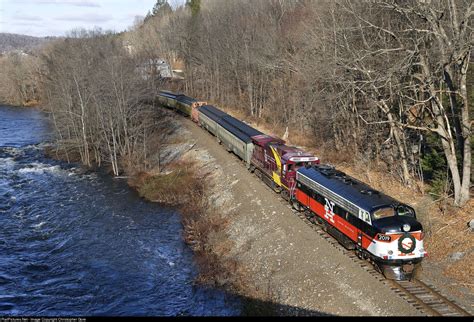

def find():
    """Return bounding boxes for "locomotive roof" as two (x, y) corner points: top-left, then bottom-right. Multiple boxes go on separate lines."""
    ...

(251, 134), (286, 146)
(273, 144), (316, 162)
(251, 135), (316, 163)
(297, 165), (404, 213)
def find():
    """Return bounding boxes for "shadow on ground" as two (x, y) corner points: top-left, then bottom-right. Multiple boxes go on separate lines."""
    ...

(238, 294), (332, 316)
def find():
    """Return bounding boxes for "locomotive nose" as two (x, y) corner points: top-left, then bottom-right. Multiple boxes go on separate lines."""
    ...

(398, 233), (416, 254)
(373, 216), (422, 233)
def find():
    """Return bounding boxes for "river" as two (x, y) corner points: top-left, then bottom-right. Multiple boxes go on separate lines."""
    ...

(0, 105), (242, 316)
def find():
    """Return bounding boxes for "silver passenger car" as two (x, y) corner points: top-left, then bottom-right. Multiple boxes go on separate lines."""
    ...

(198, 105), (262, 167)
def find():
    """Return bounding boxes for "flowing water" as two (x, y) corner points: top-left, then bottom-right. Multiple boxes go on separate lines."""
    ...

(0, 105), (241, 316)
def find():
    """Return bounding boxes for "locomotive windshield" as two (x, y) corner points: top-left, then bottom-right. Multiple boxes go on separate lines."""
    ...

(287, 162), (309, 172)
(396, 205), (415, 217)
(372, 207), (395, 220)
(372, 205), (416, 220)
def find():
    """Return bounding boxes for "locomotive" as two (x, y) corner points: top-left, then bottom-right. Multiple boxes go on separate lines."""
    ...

(250, 134), (319, 199)
(155, 90), (426, 280)
(295, 164), (426, 280)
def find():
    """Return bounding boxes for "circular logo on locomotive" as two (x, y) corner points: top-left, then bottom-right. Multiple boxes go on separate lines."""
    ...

(401, 237), (413, 250)
(398, 233), (416, 254)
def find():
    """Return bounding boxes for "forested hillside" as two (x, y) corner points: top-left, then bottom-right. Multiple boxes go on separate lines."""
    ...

(0, 0), (471, 209)
(0, 33), (56, 106)
(0, 33), (54, 54)
(127, 0), (472, 207)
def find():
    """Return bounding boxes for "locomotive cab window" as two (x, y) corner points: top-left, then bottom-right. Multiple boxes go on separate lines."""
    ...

(396, 205), (415, 218)
(294, 162), (306, 170)
(372, 205), (416, 220)
(372, 207), (395, 220)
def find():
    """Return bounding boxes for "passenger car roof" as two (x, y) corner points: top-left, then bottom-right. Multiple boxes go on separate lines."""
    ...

(199, 105), (247, 142)
(221, 115), (262, 138)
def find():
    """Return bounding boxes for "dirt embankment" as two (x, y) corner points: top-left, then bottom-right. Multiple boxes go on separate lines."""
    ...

(127, 111), (255, 294)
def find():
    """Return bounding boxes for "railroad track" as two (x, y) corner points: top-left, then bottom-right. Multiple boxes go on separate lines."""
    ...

(388, 279), (471, 316)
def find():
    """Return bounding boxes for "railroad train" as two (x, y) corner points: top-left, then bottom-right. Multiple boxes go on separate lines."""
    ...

(156, 90), (427, 281)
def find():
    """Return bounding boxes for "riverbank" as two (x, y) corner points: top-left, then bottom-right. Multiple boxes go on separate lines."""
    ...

(125, 110), (265, 301)
(0, 105), (245, 316)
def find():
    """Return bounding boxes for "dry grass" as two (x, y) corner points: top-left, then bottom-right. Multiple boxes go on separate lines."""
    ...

(23, 99), (40, 107)
(43, 145), (82, 164)
(428, 199), (474, 291)
(129, 159), (251, 292)
(129, 160), (198, 204)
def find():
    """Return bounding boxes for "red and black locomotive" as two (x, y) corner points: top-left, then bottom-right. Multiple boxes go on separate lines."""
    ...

(294, 164), (426, 280)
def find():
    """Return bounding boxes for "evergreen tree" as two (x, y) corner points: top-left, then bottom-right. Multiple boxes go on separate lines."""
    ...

(186, 0), (201, 16)
(152, 0), (172, 17)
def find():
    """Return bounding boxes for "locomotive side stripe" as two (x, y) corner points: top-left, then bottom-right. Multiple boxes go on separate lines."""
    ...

(383, 232), (423, 241)
(270, 145), (282, 172)
(296, 189), (374, 249)
(270, 146), (283, 187)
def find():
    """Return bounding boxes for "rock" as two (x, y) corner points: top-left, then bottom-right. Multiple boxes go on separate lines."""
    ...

(450, 252), (465, 261)
(469, 219), (474, 232)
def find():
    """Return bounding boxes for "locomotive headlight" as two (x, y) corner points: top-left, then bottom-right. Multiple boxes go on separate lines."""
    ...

(388, 250), (393, 255)
(402, 224), (411, 232)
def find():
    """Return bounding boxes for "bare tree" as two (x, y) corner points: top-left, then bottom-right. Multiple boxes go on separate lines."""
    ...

(41, 29), (160, 175)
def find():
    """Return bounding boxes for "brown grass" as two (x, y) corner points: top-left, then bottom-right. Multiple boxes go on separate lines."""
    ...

(177, 165), (252, 292)
(23, 99), (40, 107)
(129, 159), (251, 292)
(43, 145), (82, 164)
(428, 199), (474, 291)
(129, 160), (198, 204)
